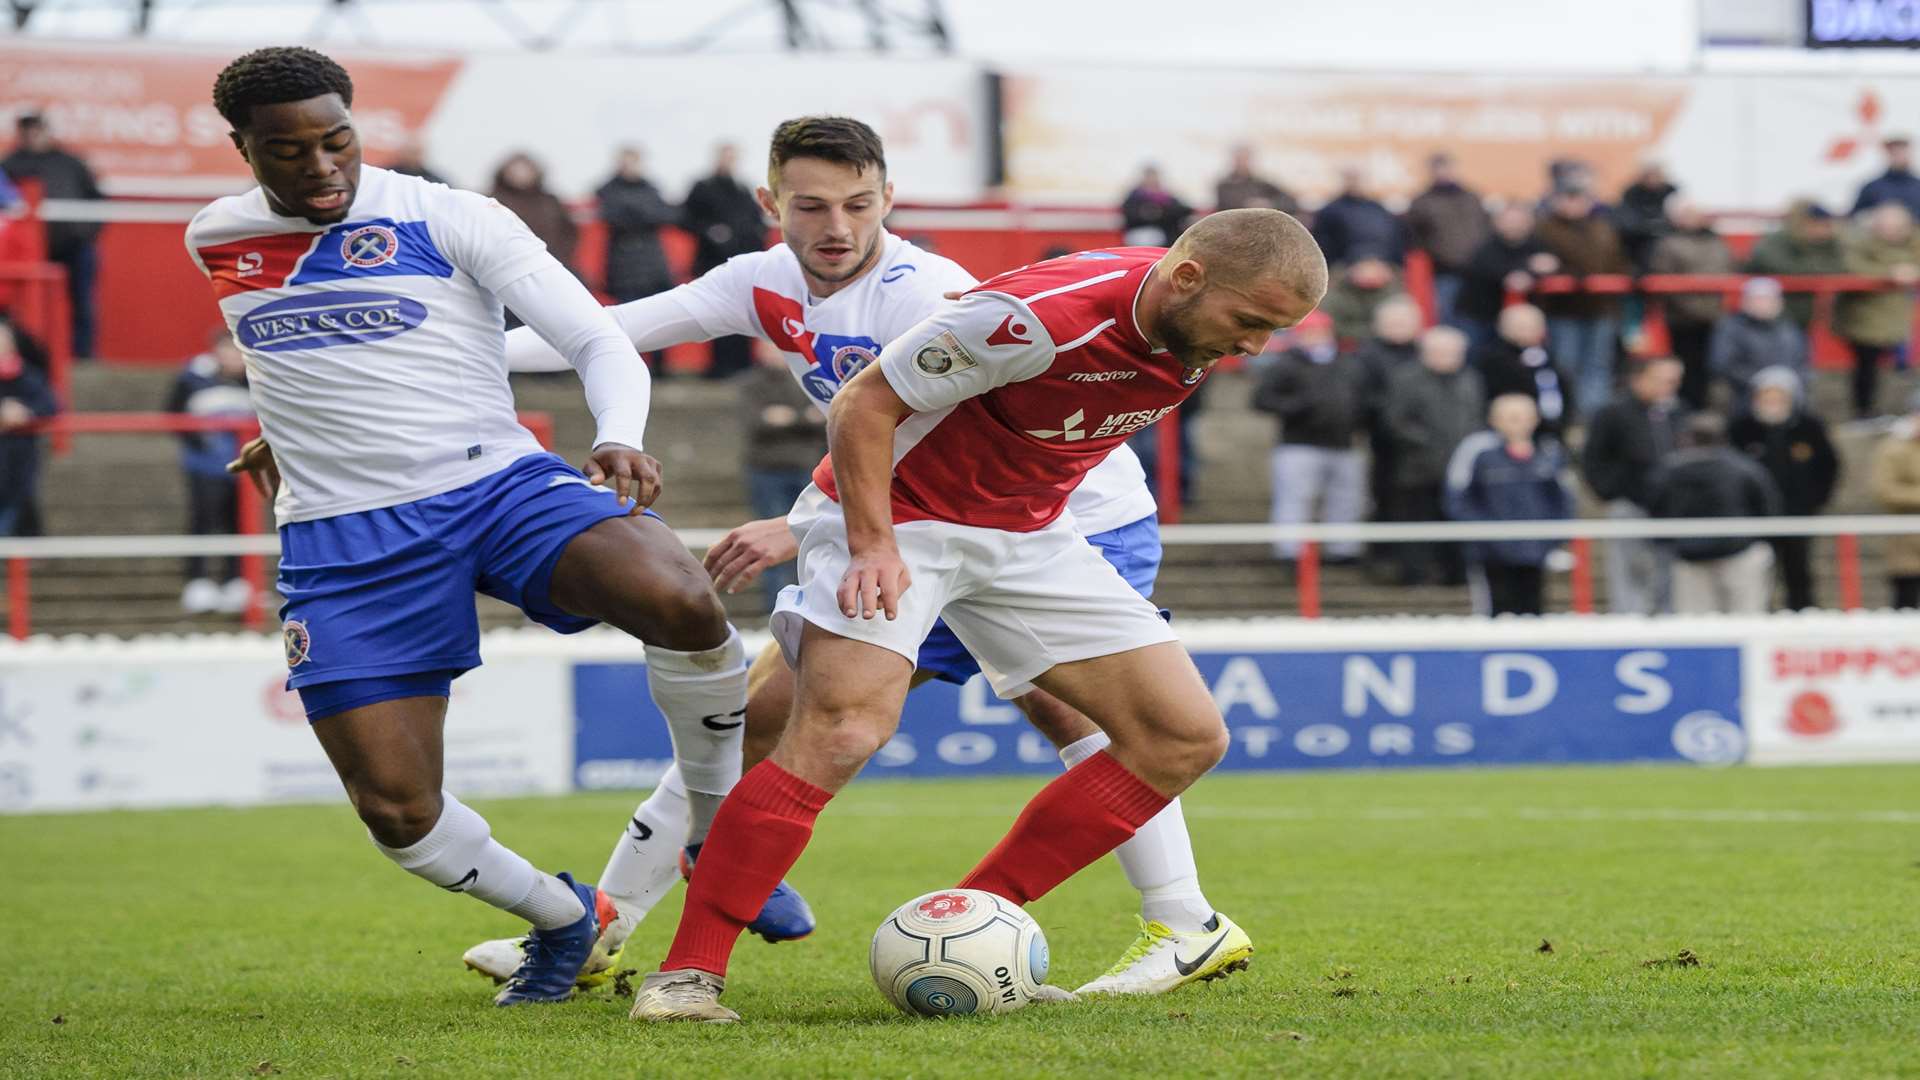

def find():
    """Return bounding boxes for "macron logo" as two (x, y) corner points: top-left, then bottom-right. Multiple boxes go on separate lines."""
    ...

(1066, 371), (1137, 382)
(1025, 408), (1086, 441)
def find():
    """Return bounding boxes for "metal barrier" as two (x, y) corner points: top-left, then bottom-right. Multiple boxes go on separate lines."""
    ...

(2, 410), (556, 637)
(3, 512), (1915, 638)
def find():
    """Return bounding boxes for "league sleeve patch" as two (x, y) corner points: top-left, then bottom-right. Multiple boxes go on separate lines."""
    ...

(912, 331), (978, 379)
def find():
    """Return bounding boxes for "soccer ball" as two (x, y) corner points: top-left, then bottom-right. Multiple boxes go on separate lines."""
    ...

(870, 889), (1050, 1017)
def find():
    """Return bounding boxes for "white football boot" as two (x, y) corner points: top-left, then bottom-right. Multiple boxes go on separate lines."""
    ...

(1074, 912), (1253, 995)
(463, 919), (627, 989)
(628, 969), (739, 1023)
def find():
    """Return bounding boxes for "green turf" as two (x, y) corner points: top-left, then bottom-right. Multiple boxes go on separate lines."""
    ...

(3, 765), (1918, 1079)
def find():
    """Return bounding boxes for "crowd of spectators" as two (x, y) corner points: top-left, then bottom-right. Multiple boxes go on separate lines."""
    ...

(1185, 135), (1920, 615)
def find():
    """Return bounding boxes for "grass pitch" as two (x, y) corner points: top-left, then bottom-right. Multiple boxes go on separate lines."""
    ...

(4, 764), (1917, 1079)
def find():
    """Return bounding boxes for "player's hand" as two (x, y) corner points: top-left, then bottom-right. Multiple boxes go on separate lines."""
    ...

(703, 516), (799, 594)
(225, 435), (280, 499)
(585, 442), (662, 512)
(0, 397), (31, 431)
(838, 547), (911, 621)
(942, 290), (966, 301)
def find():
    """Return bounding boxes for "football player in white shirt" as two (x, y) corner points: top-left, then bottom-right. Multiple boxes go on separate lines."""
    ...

(190, 47), (756, 1007)
(464, 117), (1243, 997)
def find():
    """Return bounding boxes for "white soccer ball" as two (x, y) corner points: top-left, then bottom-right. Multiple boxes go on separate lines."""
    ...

(870, 889), (1051, 1017)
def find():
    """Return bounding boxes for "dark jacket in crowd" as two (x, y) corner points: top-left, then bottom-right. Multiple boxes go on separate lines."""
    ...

(1612, 178), (1676, 270)
(1351, 336), (1419, 418)
(1580, 395), (1688, 508)
(1215, 172), (1300, 216)
(1708, 313), (1809, 399)
(1445, 432), (1575, 566)
(0, 144), (102, 257)
(742, 364), (828, 473)
(491, 177), (578, 272)
(597, 175), (678, 300)
(683, 171), (766, 275)
(1457, 232), (1549, 325)
(1742, 221), (1846, 329)
(1312, 192), (1407, 267)
(1405, 182), (1491, 273)
(1534, 213), (1631, 319)
(1251, 347), (1367, 448)
(1727, 408), (1839, 518)
(1645, 447), (1783, 561)
(0, 359), (59, 537)
(166, 353), (254, 478)
(1852, 167), (1920, 218)
(1383, 363), (1484, 488)
(1120, 187), (1192, 246)
(1473, 338), (1577, 437)
(1648, 227), (1736, 326)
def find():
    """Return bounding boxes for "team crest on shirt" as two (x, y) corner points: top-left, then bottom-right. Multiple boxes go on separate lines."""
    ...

(341, 224), (400, 269)
(1180, 364), (1208, 386)
(831, 343), (878, 382)
(283, 619), (312, 668)
(912, 331), (977, 378)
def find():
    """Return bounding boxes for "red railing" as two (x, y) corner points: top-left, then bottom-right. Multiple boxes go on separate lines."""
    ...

(2, 410), (555, 639)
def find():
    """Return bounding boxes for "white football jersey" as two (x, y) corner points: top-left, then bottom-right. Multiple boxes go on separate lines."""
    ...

(673, 233), (1156, 534)
(185, 166), (553, 523)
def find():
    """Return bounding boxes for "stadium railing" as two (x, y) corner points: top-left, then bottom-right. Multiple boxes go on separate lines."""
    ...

(2, 410), (556, 638)
(3, 513), (1911, 638)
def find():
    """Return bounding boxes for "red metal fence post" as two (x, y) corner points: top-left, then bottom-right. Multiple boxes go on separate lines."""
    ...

(1297, 540), (1321, 619)
(6, 556), (28, 640)
(1837, 533), (1864, 611)
(1569, 537), (1595, 614)
(1155, 419), (1181, 525)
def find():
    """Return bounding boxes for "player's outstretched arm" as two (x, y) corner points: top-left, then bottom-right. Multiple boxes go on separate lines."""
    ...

(826, 365), (916, 620)
(496, 266), (662, 509)
(703, 516), (800, 594)
(501, 288), (718, 373)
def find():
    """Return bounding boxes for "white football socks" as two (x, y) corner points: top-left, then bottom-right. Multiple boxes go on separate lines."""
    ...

(644, 629), (748, 846)
(373, 792), (586, 930)
(595, 764), (694, 950)
(1058, 731), (1216, 933)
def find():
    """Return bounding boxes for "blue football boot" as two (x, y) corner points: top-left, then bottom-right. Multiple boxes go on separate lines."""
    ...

(679, 843), (815, 943)
(493, 872), (617, 1006)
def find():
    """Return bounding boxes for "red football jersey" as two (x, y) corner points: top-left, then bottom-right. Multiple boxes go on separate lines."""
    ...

(813, 247), (1204, 531)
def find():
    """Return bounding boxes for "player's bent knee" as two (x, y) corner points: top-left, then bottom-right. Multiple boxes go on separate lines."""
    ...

(352, 787), (444, 849)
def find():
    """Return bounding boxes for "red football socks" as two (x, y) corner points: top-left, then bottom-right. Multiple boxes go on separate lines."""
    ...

(661, 760), (831, 977)
(959, 750), (1170, 904)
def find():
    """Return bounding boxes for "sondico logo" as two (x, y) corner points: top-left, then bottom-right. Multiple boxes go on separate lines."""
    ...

(1026, 404), (1178, 441)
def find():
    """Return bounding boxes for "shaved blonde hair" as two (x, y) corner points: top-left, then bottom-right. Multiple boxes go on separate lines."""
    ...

(1168, 208), (1329, 305)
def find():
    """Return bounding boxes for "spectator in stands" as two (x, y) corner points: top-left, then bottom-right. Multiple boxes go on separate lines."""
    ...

(2, 113), (103, 358)
(1851, 135), (1920, 219)
(167, 331), (256, 615)
(1321, 255), (1405, 347)
(1384, 326), (1483, 585)
(1445, 394), (1575, 616)
(1613, 160), (1677, 272)
(1313, 166), (1407, 268)
(1836, 201), (1920, 418)
(1354, 295), (1425, 540)
(597, 146), (678, 308)
(0, 166), (18, 210)
(385, 135), (449, 186)
(1536, 185), (1632, 416)
(740, 339), (827, 609)
(1120, 165), (1192, 246)
(1456, 204), (1557, 353)
(1709, 278), (1808, 404)
(1252, 310), (1366, 565)
(685, 143), (768, 380)
(1582, 356), (1686, 615)
(1405, 153), (1491, 325)
(1474, 303), (1575, 440)
(1872, 389), (1920, 608)
(1646, 413), (1782, 615)
(1214, 144), (1300, 216)
(0, 320), (57, 538)
(1648, 194), (1736, 409)
(490, 151), (577, 273)
(1729, 368), (1839, 611)
(1742, 200), (1846, 331)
